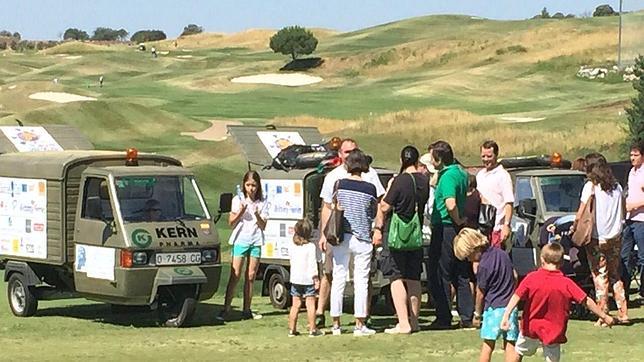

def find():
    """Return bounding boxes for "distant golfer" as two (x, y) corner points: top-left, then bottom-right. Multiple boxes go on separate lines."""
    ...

(99, 75), (104, 88)
(151, 47), (157, 58)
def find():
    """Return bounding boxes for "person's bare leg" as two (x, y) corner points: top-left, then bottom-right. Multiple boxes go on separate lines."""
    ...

(479, 340), (495, 362)
(503, 340), (519, 362)
(316, 274), (331, 315)
(243, 256), (261, 312)
(406, 280), (422, 330)
(390, 279), (411, 332)
(288, 296), (302, 332)
(306, 296), (317, 332)
(223, 256), (245, 313)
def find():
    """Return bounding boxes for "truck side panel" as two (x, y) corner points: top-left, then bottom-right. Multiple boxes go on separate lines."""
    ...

(46, 180), (64, 264)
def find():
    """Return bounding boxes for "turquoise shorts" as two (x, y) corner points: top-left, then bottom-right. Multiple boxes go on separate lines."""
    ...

(232, 244), (261, 258)
(481, 306), (519, 342)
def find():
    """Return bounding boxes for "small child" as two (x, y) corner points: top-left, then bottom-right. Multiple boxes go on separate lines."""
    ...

(500, 242), (614, 361)
(454, 228), (519, 362)
(288, 219), (324, 337)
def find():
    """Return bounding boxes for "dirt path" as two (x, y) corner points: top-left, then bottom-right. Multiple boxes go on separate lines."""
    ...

(181, 120), (242, 141)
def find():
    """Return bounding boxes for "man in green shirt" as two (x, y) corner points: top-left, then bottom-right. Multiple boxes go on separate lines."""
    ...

(427, 140), (474, 329)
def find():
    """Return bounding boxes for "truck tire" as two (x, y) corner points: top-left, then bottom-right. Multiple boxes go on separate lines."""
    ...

(268, 273), (291, 309)
(7, 273), (38, 317)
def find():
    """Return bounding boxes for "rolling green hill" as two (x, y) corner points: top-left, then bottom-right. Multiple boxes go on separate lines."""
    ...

(0, 13), (642, 204)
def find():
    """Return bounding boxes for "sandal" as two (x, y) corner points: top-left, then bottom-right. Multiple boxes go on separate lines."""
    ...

(617, 318), (632, 325)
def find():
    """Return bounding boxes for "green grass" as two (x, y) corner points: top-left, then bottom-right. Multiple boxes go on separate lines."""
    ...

(0, 275), (642, 361)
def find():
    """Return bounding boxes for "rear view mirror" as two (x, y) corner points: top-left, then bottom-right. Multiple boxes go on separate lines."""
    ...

(219, 193), (233, 213)
(516, 199), (537, 219)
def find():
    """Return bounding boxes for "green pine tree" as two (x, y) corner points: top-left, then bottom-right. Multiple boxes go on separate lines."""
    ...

(627, 56), (644, 144)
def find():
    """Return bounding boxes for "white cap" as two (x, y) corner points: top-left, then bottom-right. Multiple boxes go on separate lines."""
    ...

(419, 153), (437, 173)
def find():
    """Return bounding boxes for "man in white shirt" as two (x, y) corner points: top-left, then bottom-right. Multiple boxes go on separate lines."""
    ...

(476, 140), (514, 248)
(621, 141), (644, 300)
(315, 138), (385, 326)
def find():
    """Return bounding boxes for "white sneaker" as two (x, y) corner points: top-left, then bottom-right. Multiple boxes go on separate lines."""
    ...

(353, 325), (376, 336)
(331, 326), (342, 336)
(451, 310), (459, 317)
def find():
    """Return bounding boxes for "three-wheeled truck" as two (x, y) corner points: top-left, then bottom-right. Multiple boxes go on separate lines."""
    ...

(226, 125), (395, 309)
(0, 125), (221, 327)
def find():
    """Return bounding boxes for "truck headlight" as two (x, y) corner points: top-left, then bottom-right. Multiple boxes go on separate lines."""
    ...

(132, 251), (148, 265)
(201, 249), (217, 263)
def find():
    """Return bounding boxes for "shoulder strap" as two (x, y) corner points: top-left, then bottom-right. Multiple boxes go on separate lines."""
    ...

(408, 173), (418, 212)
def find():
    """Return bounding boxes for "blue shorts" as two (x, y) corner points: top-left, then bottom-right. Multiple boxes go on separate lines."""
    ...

(232, 244), (261, 258)
(290, 284), (316, 298)
(481, 306), (519, 342)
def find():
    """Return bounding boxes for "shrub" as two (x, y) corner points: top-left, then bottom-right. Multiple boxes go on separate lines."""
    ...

(130, 30), (167, 43)
(593, 4), (617, 17)
(181, 24), (203, 37)
(627, 56), (644, 145)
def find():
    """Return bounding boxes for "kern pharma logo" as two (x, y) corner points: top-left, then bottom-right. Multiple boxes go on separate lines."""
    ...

(131, 229), (153, 248)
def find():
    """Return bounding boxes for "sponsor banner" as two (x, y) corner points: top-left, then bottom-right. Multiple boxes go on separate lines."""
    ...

(256, 131), (305, 158)
(0, 177), (47, 259)
(75, 244), (115, 281)
(0, 126), (63, 152)
(262, 179), (303, 220)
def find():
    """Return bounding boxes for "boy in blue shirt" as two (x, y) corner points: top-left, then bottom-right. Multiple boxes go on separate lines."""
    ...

(454, 228), (518, 362)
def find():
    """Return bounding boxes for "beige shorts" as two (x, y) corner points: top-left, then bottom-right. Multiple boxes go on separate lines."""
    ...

(515, 333), (561, 362)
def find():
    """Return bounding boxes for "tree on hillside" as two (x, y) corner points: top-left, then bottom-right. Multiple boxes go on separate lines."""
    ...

(627, 56), (644, 144)
(269, 26), (318, 61)
(12, 32), (20, 40)
(181, 24), (203, 36)
(63, 28), (89, 41)
(552, 12), (565, 19)
(130, 30), (167, 43)
(593, 4), (617, 17)
(91, 27), (127, 41)
(541, 7), (550, 18)
(0, 30), (12, 37)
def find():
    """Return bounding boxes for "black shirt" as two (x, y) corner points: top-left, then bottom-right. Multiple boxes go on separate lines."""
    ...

(384, 172), (430, 223)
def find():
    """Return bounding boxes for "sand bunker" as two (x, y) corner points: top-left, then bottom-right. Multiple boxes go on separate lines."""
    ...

(8, 85), (16, 90)
(159, 51), (170, 55)
(181, 120), (242, 141)
(498, 116), (546, 123)
(176, 55), (193, 59)
(64, 55), (83, 60)
(231, 73), (323, 87)
(29, 92), (97, 103)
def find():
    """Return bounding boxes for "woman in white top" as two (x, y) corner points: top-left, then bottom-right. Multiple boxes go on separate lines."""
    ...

(574, 153), (628, 324)
(219, 171), (268, 321)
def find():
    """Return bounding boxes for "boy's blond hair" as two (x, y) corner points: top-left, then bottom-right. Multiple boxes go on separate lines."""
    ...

(293, 218), (313, 246)
(453, 228), (489, 261)
(541, 242), (564, 265)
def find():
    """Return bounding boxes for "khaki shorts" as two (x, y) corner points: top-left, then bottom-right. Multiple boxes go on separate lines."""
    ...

(515, 333), (560, 361)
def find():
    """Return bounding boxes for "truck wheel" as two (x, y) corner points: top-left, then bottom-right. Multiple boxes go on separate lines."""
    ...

(268, 273), (291, 309)
(7, 273), (38, 317)
(157, 285), (197, 327)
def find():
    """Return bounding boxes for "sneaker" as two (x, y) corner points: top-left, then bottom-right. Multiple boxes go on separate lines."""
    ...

(427, 320), (452, 330)
(309, 329), (325, 337)
(459, 321), (476, 330)
(315, 314), (326, 328)
(451, 310), (459, 317)
(288, 330), (300, 337)
(331, 325), (342, 336)
(241, 310), (263, 320)
(353, 325), (376, 336)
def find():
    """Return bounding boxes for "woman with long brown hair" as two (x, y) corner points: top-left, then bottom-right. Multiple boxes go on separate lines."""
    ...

(573, 153), (628, 325)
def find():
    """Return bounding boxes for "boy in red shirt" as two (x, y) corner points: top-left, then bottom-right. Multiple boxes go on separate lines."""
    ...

(500, 242), (614, 361)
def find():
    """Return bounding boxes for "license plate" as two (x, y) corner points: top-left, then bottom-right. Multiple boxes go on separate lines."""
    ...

(155, 252), (201, 266)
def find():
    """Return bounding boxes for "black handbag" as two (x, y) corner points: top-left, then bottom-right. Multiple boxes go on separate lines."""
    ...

(478, 203), (497, 235)
(323, 181), (344, 246)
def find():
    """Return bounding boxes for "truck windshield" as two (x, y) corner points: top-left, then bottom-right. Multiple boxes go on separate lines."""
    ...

(114, 176), (209, 223)
(538, 175), (585, 213)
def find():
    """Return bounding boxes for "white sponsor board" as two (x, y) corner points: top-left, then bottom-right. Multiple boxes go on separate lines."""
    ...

(75, 244), (115, 281)
(256, 131), (305, 158)
(0, 177), (47, 259)
(262, 219), (297, 259)
(0, 126), (63, 152)
(262, 179), (304, 220)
